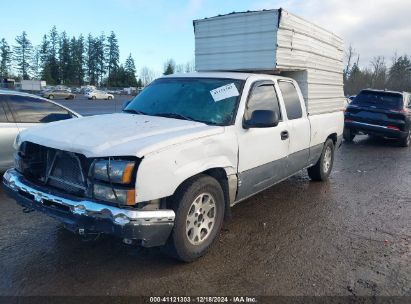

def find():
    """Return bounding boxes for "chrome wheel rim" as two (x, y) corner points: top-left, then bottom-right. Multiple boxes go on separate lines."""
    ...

(323, 146), (332, 173)
(186, 193), (216, 245)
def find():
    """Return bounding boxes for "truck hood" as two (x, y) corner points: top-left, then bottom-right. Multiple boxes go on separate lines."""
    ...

(18, 113), (224, 158)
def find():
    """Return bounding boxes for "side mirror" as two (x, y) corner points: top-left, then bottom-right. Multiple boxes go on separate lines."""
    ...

(243, 110), (279, 129)
(122, 100), (131, 111)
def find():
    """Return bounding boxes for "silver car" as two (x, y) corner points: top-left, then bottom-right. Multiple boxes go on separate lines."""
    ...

(86, 90), (114, 100)
(0, 90), (81, 172)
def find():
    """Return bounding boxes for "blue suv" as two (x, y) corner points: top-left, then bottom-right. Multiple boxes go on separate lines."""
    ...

(344, 89), (411, 147)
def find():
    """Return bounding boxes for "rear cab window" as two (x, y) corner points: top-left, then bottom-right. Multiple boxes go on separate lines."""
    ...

(353, 91), (404, 110)
(278, 81), (303, 120)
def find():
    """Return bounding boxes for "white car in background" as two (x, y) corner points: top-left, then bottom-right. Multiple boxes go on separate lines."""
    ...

(86, 90), (114, 100)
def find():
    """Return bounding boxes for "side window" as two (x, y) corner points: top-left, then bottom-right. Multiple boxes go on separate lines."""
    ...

(245, 83), (281, 120)
(7, 95), (72, 123)
(278, 81), (303, 120)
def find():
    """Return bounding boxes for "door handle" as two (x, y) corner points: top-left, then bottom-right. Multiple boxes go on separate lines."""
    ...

(281, 130), (289, 140)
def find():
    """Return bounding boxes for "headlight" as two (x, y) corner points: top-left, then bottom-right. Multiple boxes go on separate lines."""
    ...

(93, 183), (136, 205)
(92, 159), (135, 184)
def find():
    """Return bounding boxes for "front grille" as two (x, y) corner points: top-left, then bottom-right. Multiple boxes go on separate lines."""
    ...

(46, 151), (87, 195)
(19, 142), (90, 197)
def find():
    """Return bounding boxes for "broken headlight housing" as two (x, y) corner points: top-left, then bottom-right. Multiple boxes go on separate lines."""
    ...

(92, 159), (135, 184)
(91, 159), (137, 205)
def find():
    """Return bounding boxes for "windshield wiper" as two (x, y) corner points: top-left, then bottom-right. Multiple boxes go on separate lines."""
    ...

(154, 112), (195, 122)
(123, 109), (148, 115)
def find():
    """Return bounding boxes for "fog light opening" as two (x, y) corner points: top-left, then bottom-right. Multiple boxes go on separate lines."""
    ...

(123, 238), (134, 245)
(73, 205), (87, 215)
(114, 214), (130, 225)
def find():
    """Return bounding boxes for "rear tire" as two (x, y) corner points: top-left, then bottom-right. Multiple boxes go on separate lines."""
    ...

(108, 96), (112, 100)
(343, 127), (355, 142)
(48, 95), (54, 100)
(162, 174), (225, 262)
(307, 138), (335, 182)
(399, 130), (411, 147)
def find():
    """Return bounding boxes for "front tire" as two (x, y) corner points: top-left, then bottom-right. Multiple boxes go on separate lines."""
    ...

(163, 175), (225, 262)
(307, 138), (335, 181)
(92, 96), (96, 100)
(48, 95), (54, 100)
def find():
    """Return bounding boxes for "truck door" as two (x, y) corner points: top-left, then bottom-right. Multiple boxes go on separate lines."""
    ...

(277, 80), (310, 174)
(236, 81), (290, 200)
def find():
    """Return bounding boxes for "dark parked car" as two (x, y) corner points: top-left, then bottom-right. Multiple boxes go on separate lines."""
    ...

(0, 90), (80, 171)
(344, 89), (411, 146)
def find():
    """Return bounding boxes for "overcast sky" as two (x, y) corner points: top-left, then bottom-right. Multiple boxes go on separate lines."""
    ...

(1, 0), (410, 75)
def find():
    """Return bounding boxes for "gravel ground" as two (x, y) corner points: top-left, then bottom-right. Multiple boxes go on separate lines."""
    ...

(0, 132), (410, 296)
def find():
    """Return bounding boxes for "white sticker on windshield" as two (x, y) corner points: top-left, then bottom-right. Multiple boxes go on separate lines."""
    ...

(210, 83), (240, 102)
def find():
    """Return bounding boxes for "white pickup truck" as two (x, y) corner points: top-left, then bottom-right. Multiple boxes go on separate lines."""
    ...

(3, 72), (343, 261)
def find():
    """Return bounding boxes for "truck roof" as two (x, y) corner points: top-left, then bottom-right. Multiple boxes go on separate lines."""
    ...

(161, 71), (288, 81)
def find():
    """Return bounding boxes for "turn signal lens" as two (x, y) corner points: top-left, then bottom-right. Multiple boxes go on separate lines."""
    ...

(122, 163), (135, 184)
(93, 184), (136, 206)
(126, 189), (136, 205)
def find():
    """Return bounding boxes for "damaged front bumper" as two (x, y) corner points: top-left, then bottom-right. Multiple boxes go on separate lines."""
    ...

(2, 169), (175, 247)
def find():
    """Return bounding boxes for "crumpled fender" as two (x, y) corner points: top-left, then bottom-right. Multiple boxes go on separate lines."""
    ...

(135, 127), (238, 202)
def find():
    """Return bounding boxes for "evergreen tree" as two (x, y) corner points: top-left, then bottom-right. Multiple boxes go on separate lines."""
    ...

(96, 33), (106, 84)
(163, 59), (175, 75)
(0, 38), (12, 78)
(86, 34), (97, 85)
(31, 46), (42, 79)
(106, 31), (120, 85)
(124, 53), (137, 86)
(59, 31), (71, 84)
(13, 31), (32, 79)
(70, 35), (85, 85)
(48, 26), (60, 83)
(39, 34), (53, 83)
(387, 55), (411, 92)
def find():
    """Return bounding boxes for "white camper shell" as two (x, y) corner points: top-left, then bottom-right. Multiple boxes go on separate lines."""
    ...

(194, 9), (345, 115)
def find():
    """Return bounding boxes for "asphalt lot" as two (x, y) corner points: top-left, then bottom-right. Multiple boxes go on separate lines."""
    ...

(57, 94), (134, 116)
(0, 101), (410, 296)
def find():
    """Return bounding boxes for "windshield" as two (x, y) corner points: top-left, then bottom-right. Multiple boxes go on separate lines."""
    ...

(124, 77), (244, 125)
(353, 91), (403, 109)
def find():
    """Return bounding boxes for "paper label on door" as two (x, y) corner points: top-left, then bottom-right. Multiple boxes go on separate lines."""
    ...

(210, 83), (239, 102)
